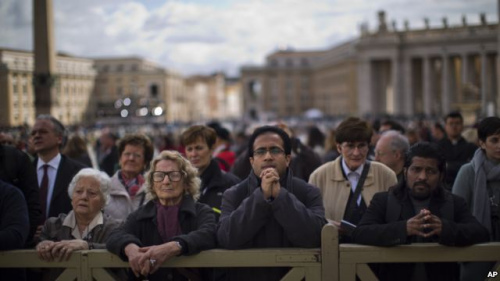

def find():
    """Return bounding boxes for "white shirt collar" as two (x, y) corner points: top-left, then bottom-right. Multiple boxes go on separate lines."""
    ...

(341, 157), (364, 176)
(37, 153), (62, 170)
(63, 210), (104, 240)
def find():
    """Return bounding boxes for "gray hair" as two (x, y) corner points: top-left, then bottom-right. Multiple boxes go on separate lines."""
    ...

(67, 168), (111, 205)
(380, 130), (410, 155)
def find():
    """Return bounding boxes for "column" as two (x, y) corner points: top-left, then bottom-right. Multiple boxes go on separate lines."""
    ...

(357, 59), (373, 116)
(441, 54), (450, 115)
(391, 55), (403, 115)
(481, 52), (488, 116)
(403, 56), (414, 116)
(462, 54), (469, 85)
(34, 0), (56, 116)
(423, 56), (432, 116)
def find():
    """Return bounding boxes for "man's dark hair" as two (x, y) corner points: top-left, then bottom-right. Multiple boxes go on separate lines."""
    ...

(444, 111), (463, 123)
(248, 126), (291, 158)
(404, 142), (446, 175)
(381, 120), (406, 134)
(36, 114), (67, 148)
(391, 142), (446, 199)
(335, 117), (372, 144)
(478, 117), (500, 142)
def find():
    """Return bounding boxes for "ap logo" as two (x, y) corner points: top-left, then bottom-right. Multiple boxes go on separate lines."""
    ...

(488, 271), (498, 278)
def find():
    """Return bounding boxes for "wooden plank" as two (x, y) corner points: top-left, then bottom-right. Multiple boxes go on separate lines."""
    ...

(280, 267), (305, 281)
(305, 265), (322, 281)
(356, 264), (378, 281)
(339, 263), (356, 281)
(321, 223), (339, 281)
(55, 268), (77, 281)
(0, 250), (81, 268)
(340, 243), (500, 263)
(85, 249), (321, 268)
(92, 268), (117, 281)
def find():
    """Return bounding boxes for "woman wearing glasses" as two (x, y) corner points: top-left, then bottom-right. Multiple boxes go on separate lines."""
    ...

(107, 150), (216, 281)
(309, 117), (397, 242)
(105, 134), (154, 221)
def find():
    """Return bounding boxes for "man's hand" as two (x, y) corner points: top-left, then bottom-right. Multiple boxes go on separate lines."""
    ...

(260, 168), (280, 200)
(407, 209), (441, 238)
(406, 211), (428, 237)
(423, 215), (442, 237)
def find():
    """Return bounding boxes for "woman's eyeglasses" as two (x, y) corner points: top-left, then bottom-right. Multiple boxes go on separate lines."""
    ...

(152, 171), (183, 182)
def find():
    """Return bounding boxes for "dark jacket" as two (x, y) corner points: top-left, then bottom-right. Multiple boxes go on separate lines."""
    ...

(39, 212), (121, 249)
(199, 159), (240, 218)
(0, 179), (29, 281)
(217, 169), (326, 281)
(106, 196), (217, 281)
(99, 145), (119, 177)
(38, 212), (121, 281)
(35, 155), (86, 219)
(437, 137), (477, 188)
(0, 144), (41, 244)
(352, 186), (490, 281)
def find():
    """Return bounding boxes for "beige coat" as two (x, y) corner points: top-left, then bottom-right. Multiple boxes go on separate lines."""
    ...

(309, 157), (397, 222)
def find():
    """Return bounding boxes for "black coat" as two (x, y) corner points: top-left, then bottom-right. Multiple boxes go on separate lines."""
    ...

(0, 144), (41, 243)
(199, 159), (240, 218)
(0, 179), (29, 281)
(437, 137), (477, 188)
(217, 169), (326, 281)
(39, 155), (86, 219)
(106, 196), (217, 281)
(352, 187), (490, 281)
(99, 145), (119, 177)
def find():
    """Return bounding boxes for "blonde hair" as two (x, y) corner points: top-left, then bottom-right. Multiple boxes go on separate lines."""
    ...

(145, 150), (200, 201)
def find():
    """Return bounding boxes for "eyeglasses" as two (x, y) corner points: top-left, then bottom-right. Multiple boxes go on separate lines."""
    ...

(408, 166), (439, 176)
(253, 147), (285, 157)
(123, 152), (143, 159)
(375, 150), (392, 157)
(152, 171), (183, 182)
(341, 142), (369, 152)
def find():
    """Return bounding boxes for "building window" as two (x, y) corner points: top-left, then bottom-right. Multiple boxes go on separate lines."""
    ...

(150, 84), (158, 98)
(116, 64), (124, 72)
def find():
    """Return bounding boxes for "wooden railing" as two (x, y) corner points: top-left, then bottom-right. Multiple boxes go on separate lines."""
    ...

(0, 224), (499, 281)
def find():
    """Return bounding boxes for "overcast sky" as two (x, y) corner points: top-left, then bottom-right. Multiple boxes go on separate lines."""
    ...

(0, 0), (497, 76)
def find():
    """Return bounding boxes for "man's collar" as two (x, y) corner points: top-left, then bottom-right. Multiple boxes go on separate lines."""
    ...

(37, 153), (61, 170)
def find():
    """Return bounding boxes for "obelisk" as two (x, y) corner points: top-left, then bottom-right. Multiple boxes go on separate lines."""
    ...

(33, 0), (56, 116)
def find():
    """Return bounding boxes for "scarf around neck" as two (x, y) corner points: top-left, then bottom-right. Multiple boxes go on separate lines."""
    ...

(472, 148), (500, 234)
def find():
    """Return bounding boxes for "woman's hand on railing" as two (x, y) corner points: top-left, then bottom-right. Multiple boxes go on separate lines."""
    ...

(124, 243), (145, 278)
(137, 242), (181, 276)
(36, 240), (56, 261)
(50, 239), (89, 261)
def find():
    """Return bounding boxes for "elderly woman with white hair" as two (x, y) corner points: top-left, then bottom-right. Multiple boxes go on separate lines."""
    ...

(107, 150), (216, 281)
(36, 168), (120, 263)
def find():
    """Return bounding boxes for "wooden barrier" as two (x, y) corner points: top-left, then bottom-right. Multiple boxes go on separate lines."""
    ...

(339, 242), (500, 281)
(0, 247), (325, 281)
(0, 224), (499, 281)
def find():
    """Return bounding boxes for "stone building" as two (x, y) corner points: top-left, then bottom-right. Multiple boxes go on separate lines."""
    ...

(0, 48), (96, 126)
(241, 11), (498, 121)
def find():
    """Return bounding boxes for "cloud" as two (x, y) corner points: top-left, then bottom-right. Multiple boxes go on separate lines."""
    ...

(0, 0), (496, 76)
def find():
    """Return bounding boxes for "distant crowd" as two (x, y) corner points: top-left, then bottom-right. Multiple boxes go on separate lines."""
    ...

(0, 111), (498, 281)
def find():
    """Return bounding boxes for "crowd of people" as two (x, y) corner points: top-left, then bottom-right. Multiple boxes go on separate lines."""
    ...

(0, 111), (498, 281)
